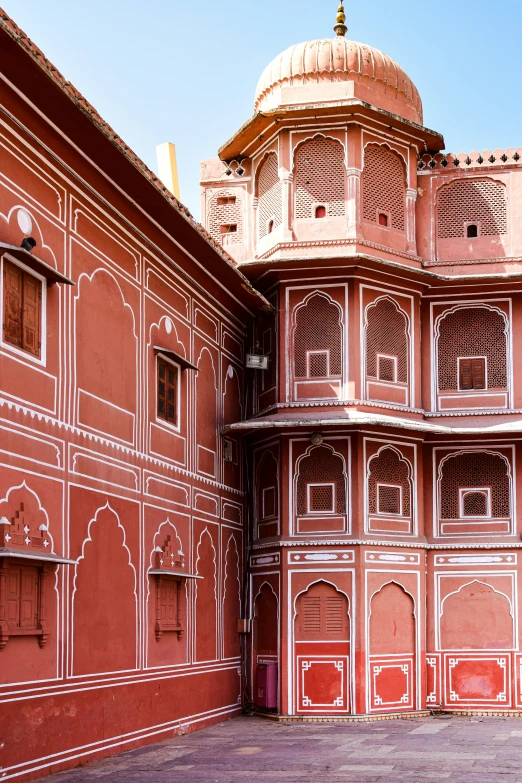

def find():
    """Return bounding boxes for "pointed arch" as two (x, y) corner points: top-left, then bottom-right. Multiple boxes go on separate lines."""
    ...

(194, 527), (218, 662)
(222, 533), (241, 659)
(435, 304), (509, 393)
(295, 443), (347, 517)
(369, 581), (415, 656)
(364, 296), (410, 387)
(71, 503), (137, 675)
(292, 291), (342, 380)
(362, 143), (406, 231)
(367, 445), (413, 518)
(256, 151), (282, 239)
(294, 579), (350, 642)
(294, 134), (346, 219)
(440, 580), (513, 650)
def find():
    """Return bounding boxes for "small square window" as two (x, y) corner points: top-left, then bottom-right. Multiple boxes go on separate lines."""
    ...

(377, 354), (397, 382)
(459, 487), (491, 518)
(377, 484), (402, 516)
(2, 259), (43, 359)
(157, 358), (179, 427)
(307, 483), (335, 514)
(458, 357), (486, 390)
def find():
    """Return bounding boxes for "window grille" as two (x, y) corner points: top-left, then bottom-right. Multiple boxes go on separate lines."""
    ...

(366, 299), (408, 383)
(437, 179), (507, 238)
(461, 490), (489, 517)
(296, 446), (346, 516)
(377, 484), (402, 515)
(437, 307), (507, 391)
(362, 145), (405, 231)
(257, 153), (282, 239)
(207, 190), (243, 246)
(294, 137), (346, 219)
(308, 484), (335, 513)
(440, 452), (510, 519)
(377, 356), (396, 382)
(294, 294), (342, 379)
(368, 447), (411, 516)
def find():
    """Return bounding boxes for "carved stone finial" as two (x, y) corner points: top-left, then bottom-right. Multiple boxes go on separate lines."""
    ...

(334, 1), (348, 36)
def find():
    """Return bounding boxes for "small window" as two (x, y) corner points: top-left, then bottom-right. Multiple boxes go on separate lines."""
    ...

(466, 224), (478, 238)
(267, 219), (274, 234)
(220, 224), (237, 234)
(157, 358), (179, 426)
(6, 565), (39, 632)
(217, 196), (236, 206)
(377, 484), (402, 516)
(2, 259), (42, 358)
(307, 483), (335, 514)
(458, 357), (486, 391)
(378, 213), (388, 227)
(377, 354), (397, 383)
(315, 205), (327, 219)
(307, 349), (329, 378)
(155, 576), (184, 640)
(459, 487), (491, 518)
(262, 486), (276, 519)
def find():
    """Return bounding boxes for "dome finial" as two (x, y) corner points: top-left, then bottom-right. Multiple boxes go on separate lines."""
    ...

(334, 1), (348, 36)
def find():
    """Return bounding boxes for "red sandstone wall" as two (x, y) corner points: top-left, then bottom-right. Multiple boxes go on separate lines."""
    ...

(0, 89), (245, 781)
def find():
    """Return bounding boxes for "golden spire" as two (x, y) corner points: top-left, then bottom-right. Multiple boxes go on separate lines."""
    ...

(334, 1), (348, 36)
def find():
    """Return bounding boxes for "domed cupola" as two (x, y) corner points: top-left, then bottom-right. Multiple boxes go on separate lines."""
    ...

(254, 3), (423, 125)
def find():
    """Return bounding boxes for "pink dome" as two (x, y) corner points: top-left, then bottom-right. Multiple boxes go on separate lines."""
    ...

(254, 38), (423, 125)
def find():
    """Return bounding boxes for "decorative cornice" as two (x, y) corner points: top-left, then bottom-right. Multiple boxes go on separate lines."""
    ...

(0, 397), (244, 497)
(424, 256), (522, 268)
(251, 538), (522, 551)
(258, 237), (423, 263)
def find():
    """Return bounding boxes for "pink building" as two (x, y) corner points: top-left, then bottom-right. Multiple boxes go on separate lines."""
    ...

(202, 3), (522, 718)
(3, 2), (522, 780)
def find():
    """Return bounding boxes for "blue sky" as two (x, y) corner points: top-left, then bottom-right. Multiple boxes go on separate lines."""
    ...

(5, 0), (520, 218)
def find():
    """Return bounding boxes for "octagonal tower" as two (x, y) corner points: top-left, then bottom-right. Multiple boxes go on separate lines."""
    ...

(203, 4), (522, 719)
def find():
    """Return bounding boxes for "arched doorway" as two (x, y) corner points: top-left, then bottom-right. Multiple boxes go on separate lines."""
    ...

(294, 581), (350, 714)
(369, 582), (416, 712)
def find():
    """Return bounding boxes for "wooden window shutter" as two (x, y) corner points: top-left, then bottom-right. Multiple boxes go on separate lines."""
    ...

(301, 596), (321, 637)
(3, 261), (23, 349)
(6, 568), (21, 628)
(19, 567), (38, 629)
(325, 596), (345, 637)
(22, 273), (41, 357)
(459, 358), (473, 390)
(472, 358), (486, 389)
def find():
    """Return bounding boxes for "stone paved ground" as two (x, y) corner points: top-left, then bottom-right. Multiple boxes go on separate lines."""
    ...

(44, 715), (522, 783)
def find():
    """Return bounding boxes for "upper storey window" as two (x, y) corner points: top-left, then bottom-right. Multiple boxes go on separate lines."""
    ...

(257, 152), (282, 241)
(438, 450), (511, 531)
(365, 297), (409, 406)
(362, 145), (406, 231)
(2, 258), (42, 359)
(435, 178), (508, 263)
(207, 190), (243, 248)
(435, 305), (509, 411)
(157, 357), (179, 428)
(292, 292), (342, 400)
(294, 136), (346, 220)
(437, 179), (507, 240)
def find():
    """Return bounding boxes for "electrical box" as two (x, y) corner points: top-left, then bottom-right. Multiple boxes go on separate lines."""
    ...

(256, 660), (278, 709)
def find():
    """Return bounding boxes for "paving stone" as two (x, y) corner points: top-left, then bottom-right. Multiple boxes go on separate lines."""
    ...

(42, 715), (522, 783)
